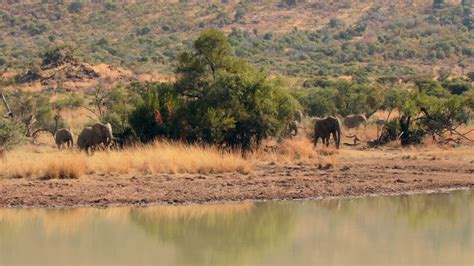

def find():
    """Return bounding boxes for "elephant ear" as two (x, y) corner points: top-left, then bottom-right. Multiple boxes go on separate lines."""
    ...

(106, 123), (113, 136)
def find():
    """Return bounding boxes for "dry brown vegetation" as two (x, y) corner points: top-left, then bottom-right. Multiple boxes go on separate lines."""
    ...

(254, 138), (337, 169)
(0, 138), (335, 180)
(0, 142), (253, 179)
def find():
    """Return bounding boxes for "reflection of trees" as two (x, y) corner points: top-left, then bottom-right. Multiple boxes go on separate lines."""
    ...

(276, 191), (474, 265)
(392, 191), (474, 231)
(129, 202), (296, 265)
(308, 191), (473, 230)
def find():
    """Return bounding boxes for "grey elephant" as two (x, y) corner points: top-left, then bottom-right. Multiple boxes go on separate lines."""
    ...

(313, 116), (341, 149)
(287, 110), (304, 136)
(343, 114), (367, 130)
(288, 121), (298, 136)
(295, 110), (303, 123)
(77, 123), (113, 153)
(55, 128), (74, 149)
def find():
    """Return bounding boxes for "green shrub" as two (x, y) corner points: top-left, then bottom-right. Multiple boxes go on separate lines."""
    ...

(0, 119), (25, 149)
(467, 71), (474, 82)
(68, 1), (84, 13)
(442, 78), (472, 95)
(174, 29), (297, 150)
(128, 83), (180, 143)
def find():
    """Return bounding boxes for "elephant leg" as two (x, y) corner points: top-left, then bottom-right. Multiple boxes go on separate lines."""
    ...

(85, 145), (92, 155)
(313, 136), (319, 147)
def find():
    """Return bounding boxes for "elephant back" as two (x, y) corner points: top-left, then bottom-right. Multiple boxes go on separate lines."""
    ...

(314, 116), (340, 135)
(78, 126), (93, 149)
(54, 128), (72, 144)
(343, 114), (367, 128)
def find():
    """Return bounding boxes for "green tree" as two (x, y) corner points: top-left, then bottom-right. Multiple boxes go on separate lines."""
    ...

(0, 119), (25, 149)
(414, 79), (449, 98)
(175, 29), (297, 150)
(102, 86), (142, 134)
(442, 78), (472, 95)
(128, 83), (180, 143)
(296, 88), (338, 117)
(8, 91), (55, 137)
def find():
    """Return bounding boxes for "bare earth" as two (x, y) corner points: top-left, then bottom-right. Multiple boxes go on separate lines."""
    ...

(1, 148), (473, 208)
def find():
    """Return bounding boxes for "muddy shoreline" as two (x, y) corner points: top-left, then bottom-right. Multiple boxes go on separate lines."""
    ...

(1, 149), (473, 208)
(2, 186), (472, 209)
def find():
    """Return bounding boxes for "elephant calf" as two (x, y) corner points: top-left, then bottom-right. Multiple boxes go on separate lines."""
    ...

(55, 129), (74, 149)
(313, 116), (341, 149)
(78, 123), (113, 154)
(343, 114), (367, 130)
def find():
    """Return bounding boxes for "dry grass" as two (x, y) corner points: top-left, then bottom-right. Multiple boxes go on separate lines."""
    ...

(88, 142), (252, 175)
(0, 138), (340, 180)
(0, 141), (252, 179)
(252, 138), (336, 168)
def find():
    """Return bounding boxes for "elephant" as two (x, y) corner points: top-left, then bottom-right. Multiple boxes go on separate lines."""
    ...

(313, 116), (341, 149)
(287, 110), (304, 137)
(54, 128), (74, 149)
(288, 121), (298, 136)
(295, 110), (303, 123)
(77, 123), (113, 153)
(343, 114), (367, 130)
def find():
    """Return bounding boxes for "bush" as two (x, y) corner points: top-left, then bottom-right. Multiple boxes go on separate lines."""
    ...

(67, 1), (84, 13)
(174, 29), (297, 150)
(0, 119), (25, 149)
(8, 91), (55, 137)
(302, 77), (333, 88)
(432, 0), (445, 9)
(128, 83), (180, 143)
(442, 78), (472, 95)
(292, 88), (337, 117)
(263, 32), (273, 40)
(414, 79), (449, 97)
(397, 89), (473, 144)
(467, 71), (474, 82)
(42, 46), (75, 67)
(126, 29), (298, 150)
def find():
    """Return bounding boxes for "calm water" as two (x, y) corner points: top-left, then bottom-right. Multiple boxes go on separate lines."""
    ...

(0, 190), (473, 266)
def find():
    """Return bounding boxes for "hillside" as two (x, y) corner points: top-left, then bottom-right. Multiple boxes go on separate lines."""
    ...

(0, 0), (473, 79)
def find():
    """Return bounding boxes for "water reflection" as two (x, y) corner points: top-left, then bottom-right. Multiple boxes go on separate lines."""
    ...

(0, 191), (472, 265)
(129, 203), (295, 265)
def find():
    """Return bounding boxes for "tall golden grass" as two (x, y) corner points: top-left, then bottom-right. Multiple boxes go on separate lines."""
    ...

(252, 138), (335, 168)
(0, 139), (336, 180)
(0, 142), (252, 179)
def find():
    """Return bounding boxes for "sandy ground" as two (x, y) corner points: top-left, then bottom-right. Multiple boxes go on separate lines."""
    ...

(1, 148), (473, 208)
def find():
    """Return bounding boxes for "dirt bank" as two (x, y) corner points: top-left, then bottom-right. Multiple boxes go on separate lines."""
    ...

(1, 148), (473, 208)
